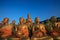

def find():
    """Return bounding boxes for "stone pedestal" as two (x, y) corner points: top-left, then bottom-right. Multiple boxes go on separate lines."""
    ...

(8, 38), (20, 40)
(53, 36), (60, 40)
(31, 36), (53, 40)
(0, 36), (54, 40)
(20, 37), (30, 40)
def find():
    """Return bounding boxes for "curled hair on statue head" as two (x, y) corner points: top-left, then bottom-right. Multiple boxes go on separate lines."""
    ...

(35, 16), (40, 23)
(19, 17), (24, 24)
(2, 17), (9, 25)
(3, 17), (9, 21)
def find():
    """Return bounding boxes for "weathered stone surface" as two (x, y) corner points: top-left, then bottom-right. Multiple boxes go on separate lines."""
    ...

(31, 36), (53, 40)
(53, 36), (60, 40)
(8, 38), (20, 40)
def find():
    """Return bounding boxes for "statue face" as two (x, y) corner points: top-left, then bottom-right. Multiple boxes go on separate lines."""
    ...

(35, 17), (40, 23)
(12, 20), (16, 24)
(28, 14), (30, 19)
(20, 18), (24, 24)
(3, 18), (9, 24)
(27, 18), (32, 25)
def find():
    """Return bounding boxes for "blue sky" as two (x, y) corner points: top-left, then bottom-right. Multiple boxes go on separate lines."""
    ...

(0, 0), (60, 24)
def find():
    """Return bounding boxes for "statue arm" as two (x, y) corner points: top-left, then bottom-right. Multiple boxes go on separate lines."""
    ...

(32, 26), (35, 32)
(40, 24), (46, 33)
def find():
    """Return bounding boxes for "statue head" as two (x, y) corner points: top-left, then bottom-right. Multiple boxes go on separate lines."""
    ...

(27, 13), (30, 19)
(50, 16), (57, 23)
(12, 20), (16, 24)
(35, 17), (40, 23)
(3, 18), (9, 24)
(27, 14), (32, 25)
(19, 17), (24, 24)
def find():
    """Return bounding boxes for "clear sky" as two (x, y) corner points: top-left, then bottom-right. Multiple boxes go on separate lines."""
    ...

(0, 0), (60, 24)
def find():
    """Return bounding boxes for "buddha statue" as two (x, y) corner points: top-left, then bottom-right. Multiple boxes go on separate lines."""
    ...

(26, 14), (32, 27)
(16, 17), (29, 38)
(26, 14), (33, 38)
(10, 20), (17, 37)
(0, 18), (12, 38)
(32, 17), (46, 37)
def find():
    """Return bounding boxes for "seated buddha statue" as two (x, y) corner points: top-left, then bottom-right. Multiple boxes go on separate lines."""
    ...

(0, 18), (12, 38)
(32, 17), (47, 37)
(16, 17), (29, 38)
(26, 14), (33, 38)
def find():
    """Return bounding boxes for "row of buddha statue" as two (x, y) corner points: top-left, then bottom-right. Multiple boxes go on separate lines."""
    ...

(0, 14), (60, 39)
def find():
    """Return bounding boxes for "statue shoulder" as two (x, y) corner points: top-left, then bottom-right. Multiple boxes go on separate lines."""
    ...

(6, 24), (12, 28)
(40, 24), (45, 27)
